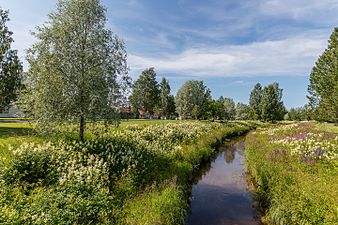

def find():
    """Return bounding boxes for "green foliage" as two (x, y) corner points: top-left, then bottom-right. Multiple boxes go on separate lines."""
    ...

(158, 78), (176, 118)
(201, 99), (220, 119)
(175, 80), (211, 119)
(0, 121), (251, 224)
(235, 102), (250, 120)
(123, 180), (186, 225)
(129, 68), (160, 116)
(223, 97), (236, 120)
(287, 105), (313, 121)
(260, 83), (286, 121)
(249, 83), (262, 120)
(0, 8), (22, 112)
(249, 82), (286, 121)
(246, 123), (338, 225)
(3, 143), (56, 186)
(18, 0), (129, 140)
(308, 27), (338, 123)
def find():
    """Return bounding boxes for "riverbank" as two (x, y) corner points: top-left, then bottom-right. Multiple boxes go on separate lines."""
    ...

(0, 120), (260, 224)
(245, 122), (338, 225)
(122, 124), (254, 224)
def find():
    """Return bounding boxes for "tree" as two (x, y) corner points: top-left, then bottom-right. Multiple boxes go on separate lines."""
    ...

(287, 105), (313, 121)
(308, 27), (338, 123)
(129, 68), (160, 116)
(175, 80), (211, 119)
(235, 102), (250, 120)
(215, 96), (227, 120)
(158, 78), (175, 118)
(260, 83), (286, 121)
(167, 94), (176, 118)
(0, 8), (22, 112)
(249, 83), (262, 120)
(19, 0), (129, 141)
(287, 107), (302, 121)
(202, 99), (219, 120)
(223, 97), (236, 120)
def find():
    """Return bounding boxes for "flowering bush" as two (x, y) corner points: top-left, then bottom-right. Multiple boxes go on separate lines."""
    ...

(1, 121), (237, 224)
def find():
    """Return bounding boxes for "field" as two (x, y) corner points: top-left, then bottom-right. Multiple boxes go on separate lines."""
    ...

(0, 119), (257, 224)
(246, 122), (338, 225)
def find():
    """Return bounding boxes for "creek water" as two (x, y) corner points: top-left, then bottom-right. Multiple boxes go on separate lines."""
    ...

(186, 137), (260, 225)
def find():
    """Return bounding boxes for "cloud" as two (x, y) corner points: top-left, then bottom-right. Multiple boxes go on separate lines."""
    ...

(128, 33), (328, 78)
(260, 0), (338, 23)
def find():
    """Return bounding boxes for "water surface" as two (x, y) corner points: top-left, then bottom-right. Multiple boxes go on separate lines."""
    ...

(186, 138), (260, 225)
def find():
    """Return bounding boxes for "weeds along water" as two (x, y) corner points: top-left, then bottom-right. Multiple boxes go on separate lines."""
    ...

(0, 120), (258, 224)
(245, 122), (338, 225)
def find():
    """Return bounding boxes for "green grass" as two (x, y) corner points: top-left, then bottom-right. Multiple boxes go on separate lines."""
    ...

(123, 180), (186, 225)
(0, 122), (43, 162)
(0, 117), (29, 121)
(315, 122), (338, 133)
(246, 122), (338, 225)
(121, 125), (252, 224)
(0, 119), (256, 224)
(120, 119), (182, 127)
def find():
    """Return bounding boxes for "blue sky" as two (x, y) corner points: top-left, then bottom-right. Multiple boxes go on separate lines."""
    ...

(1, 0), (337, 108)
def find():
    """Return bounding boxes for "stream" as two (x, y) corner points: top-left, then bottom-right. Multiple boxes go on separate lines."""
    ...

(186, 137), (261, 225)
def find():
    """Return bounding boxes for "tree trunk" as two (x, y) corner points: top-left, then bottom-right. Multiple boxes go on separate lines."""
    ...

(79, 115), (85, 142)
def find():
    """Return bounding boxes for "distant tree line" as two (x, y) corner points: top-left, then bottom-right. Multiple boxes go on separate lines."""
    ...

(0, 0), (336, 141)
(128, 67), (289, 122)
(129, 68), (176, 119)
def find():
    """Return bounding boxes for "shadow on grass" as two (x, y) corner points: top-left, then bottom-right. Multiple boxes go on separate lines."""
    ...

(0, 126), (34, 138)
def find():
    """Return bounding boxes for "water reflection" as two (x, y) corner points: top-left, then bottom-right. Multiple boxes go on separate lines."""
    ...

(186, 138), (260, 225)
(223, 145), (236, 164)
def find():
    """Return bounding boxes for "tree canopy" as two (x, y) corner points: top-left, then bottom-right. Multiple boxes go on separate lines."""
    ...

(308, 27), (338, 123)
(129, 67), (160, 116)
(223, 97), (236, 120)
(175, 80), (211, 119)
(260, 83), (286, 121)
(0, 8), (22, 112)
(249, 83), (262, 120)
(235, 102), (250, 120)
(19, 0), (129, 140)
(158, 78), (176, 118)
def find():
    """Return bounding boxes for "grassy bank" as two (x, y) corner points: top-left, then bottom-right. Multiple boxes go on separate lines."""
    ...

(245, 122), (338, 225)
(0, 120), (257, 224)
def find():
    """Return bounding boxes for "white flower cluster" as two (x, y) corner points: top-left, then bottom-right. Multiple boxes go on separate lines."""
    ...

(260, 123), (299, 136)
(263, 125), (338, 161)
(120, 122), (223, 153)
(5, 121), (224, 190)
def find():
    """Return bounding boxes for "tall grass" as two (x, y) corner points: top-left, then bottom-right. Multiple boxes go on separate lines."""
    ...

(0, 120), (253, 224)
(246, 122), (338, 225)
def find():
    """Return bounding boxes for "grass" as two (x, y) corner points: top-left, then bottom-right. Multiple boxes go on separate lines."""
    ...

(0, 117), (29, 121)
(246, 122), (338, 225)
(121, 125), (252, 224)
(315, 122), (338, 133)
(0, 119), (257, 224)
(0, 122), (43, 163)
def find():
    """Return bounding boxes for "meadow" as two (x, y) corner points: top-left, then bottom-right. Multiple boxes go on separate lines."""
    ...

(0, 119), (258, 224)
(246, 122), (338, 225)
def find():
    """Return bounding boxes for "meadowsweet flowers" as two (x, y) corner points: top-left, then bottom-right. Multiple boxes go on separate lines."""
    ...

(262, 123), (338, 161)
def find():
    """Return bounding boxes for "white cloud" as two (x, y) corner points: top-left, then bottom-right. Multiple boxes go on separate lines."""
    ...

(128, 33), (328, 77)
(260, 0), (338, 23)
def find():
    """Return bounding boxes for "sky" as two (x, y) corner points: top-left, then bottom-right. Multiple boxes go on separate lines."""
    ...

(1, 0), (337, 109)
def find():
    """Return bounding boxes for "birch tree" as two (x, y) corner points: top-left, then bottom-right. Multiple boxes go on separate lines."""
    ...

(19, 0), (129, 141)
